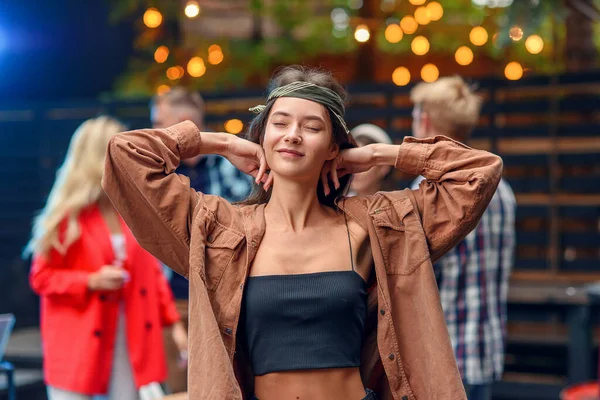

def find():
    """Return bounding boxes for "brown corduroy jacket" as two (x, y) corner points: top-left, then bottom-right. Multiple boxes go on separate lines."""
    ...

(102, 121), (503, 400)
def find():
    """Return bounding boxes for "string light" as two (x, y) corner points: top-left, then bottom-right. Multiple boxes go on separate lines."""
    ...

(426, 2), (444, 21)
(154, 46), (169, 63)
(187, 57), (206, 78)
(504, 61), (523, 80)
(469, 26), (488, 46)
(166, 66), (184, 80)
(392, 67), (411, 86)
(525, 35), (544, 54)
(421, 64), (439, 82)
(400, 16), (418, 34)
(411, 36), (430, 55)
(414, 6), (430, 25)
(225, 119), (244, 134)
(455, 46), (474, 66)
(184, 1), (201, 18)
(408, 0), (426, 5)
(385, 24), (403, 43)
(208, 45), (224, 65)
(509, 25), (523, 41)
(143, 8), (163, 28)
(354, 24), (370, 42)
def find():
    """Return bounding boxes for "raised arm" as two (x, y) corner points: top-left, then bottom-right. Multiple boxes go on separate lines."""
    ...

(331, 135), (502, 262)
(102, 121), (268, 278)
(382, 135), (502, 261)
(102, 121), (230, 278)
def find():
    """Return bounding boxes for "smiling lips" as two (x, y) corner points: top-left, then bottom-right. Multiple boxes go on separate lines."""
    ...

(276, 148), (305, 157)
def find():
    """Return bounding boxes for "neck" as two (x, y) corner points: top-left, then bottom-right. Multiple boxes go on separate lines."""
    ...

(265, 175), (331, 232)
(354, 181), (381, 196)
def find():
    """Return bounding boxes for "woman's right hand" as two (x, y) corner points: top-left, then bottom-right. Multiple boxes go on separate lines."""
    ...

(88, 265), (129, 291)
(222, 135), (272, 189)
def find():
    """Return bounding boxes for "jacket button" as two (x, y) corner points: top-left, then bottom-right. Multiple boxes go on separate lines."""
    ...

(145, 322), (153, 331)
(251, 240), (257, 247)
(239, 284), (243, 290)
(380, 309), (385, 315)
(140, 288), (147, 297)
(401, 397), (408, 400)
(93, 330), (102, 338)
(225, 328), (233, 335)
(207, 235), (214, 243)
(388, 353), (395, 361)
(99, 294), (107, 302)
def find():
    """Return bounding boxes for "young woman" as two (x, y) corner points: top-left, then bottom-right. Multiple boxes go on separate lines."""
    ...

(103, 66), (503, 400)
(25, 116), (188, 400)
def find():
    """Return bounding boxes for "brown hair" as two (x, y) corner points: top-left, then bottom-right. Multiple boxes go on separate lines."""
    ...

(241, 66), (357, 208)
(150, 87), (205, 118)
(410, 76), (482, 142)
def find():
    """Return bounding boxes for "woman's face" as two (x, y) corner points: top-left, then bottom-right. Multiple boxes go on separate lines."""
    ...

(263, 97), (339, 183)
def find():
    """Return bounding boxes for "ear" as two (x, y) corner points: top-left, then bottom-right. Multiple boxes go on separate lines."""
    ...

(326, 142), (339, 161)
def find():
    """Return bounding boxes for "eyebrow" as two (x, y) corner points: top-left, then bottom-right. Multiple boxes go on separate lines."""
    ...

(270, 111), (326, 124)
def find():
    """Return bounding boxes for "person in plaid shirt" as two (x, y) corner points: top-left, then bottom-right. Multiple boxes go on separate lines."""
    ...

(409, 76), (516, 400)
(150, 87), (252, 392)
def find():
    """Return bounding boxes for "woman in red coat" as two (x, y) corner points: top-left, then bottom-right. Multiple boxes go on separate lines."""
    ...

(24, 116), (187, 400)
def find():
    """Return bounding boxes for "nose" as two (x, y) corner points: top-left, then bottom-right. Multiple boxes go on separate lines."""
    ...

(283, 125), (302, 144)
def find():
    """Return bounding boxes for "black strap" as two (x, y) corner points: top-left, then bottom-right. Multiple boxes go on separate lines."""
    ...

(343, 206), (355, 271)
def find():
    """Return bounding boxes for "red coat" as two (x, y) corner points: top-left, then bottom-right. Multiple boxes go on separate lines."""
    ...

(30, 205), (181, 395)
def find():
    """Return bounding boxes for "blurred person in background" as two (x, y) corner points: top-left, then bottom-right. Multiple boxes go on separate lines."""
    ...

(150, 87), (252, 391)
(348, 123), (393, 196)
(24, 116), (187, 400)
(410, 76), (516, 400)
(103, 65), (503, 400)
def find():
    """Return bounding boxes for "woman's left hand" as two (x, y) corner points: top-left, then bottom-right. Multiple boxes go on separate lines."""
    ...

(321, 145), (376, 195)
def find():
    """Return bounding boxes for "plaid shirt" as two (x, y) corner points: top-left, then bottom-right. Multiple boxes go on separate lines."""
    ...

(166, 155), (252, 298)
(412, 177), (516, 384)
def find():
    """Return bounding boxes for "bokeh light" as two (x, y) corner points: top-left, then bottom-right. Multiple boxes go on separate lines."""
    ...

(154, 46), (169, 63)
(143, 8), (163, 28)
(354, 24), (370, 42)
(426, 2), (443, 21)
(455, 46), (474, 66)
(504, 61), (523, 80)
(187, 57), (206, 78)
(421, 64), (439, 82)
(184, 1), (201, 18)
(400, 16), (418, 34)
(225, 119), (244, 134)
(525, 35), (544, 54)
(385, 24), (403, 43)
(392, 67), (411, 86)
(469, 26), (488, 46)
(411, 36), (430, 55)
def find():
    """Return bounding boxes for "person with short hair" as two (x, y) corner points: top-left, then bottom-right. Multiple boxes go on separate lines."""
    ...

(410, 76), (517, 400)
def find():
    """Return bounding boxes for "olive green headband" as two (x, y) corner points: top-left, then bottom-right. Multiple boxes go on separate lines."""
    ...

(249, 81), (350, 134)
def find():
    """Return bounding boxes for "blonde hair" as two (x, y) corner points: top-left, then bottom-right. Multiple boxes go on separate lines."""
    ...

(410, 76), (482, 141)
(25, 116), (126, 257)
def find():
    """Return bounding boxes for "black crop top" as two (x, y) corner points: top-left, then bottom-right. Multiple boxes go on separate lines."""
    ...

(240, 216), (367, 376)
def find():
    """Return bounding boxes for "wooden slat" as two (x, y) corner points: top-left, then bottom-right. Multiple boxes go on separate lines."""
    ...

(515, 194), (600, 206)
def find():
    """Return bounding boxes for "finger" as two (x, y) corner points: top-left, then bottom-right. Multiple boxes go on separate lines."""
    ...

(263, 172), (274, 191)
(321, 163), (330, 196)
(255, 154), (267, 184)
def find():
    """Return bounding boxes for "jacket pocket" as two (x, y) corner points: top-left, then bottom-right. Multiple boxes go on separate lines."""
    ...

(371, 197), (430, 275)
(205, 223), (244, 291)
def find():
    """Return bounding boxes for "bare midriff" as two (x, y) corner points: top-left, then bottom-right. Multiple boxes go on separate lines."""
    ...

(253, 367), (367, 400)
